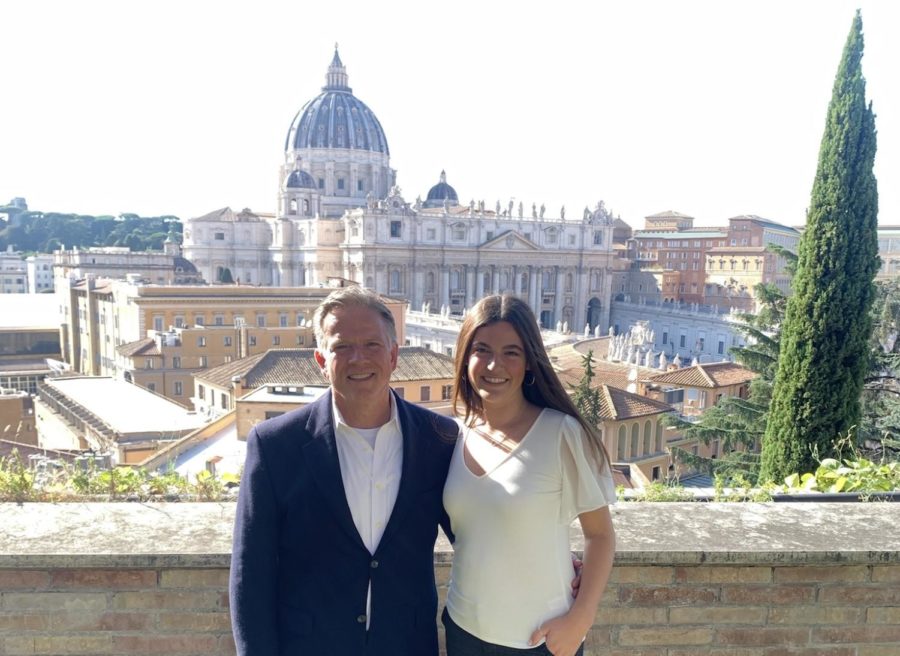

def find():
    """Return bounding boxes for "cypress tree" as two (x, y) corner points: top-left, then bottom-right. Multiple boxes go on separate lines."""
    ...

(760, 11), (879, 482)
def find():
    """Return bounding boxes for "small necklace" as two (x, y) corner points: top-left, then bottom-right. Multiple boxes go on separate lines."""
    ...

(469, 424), (514, 450)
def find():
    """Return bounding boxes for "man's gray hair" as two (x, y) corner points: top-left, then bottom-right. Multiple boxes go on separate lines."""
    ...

(312, 286), (397, 346)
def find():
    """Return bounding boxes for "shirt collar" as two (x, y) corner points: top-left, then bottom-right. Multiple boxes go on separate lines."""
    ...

(331, 389), (400, 433)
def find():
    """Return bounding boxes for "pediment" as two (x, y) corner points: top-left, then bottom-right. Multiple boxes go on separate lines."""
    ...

(480, 230), (539, 251)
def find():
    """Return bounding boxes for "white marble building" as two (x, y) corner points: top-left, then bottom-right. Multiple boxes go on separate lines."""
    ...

(183, 48), (626, 330)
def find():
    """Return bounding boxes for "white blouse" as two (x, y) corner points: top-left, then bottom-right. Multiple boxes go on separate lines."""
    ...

(443, 408), (616, 649)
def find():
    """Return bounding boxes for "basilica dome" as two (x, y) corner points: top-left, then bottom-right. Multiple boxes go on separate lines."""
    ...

(424, 170), (459, 208)
(284, 169), (317, 189)
(284, 49), (389, 155)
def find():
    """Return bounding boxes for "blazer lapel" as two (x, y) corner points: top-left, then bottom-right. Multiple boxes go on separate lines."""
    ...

(302, 392), (367, 551)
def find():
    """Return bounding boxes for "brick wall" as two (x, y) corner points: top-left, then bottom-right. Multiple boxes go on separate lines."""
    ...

(1, 503), (898, 655)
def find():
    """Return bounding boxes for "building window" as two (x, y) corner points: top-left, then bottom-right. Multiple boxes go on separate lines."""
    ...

(631, 424), (639, 457)
(199, 356), (207, 367)
(357, 180), (364, 192)
(174, 316), (185, 328)
(221, 393), (228, 409)
(318, 178), (324, 189)
(427, 228), (436, 240)
(569, 234), (576, 246)
(420, 386), (431, 401)
(718, 339), (725, 354)
(426, 272), (435, 293)
(224, 336), (232, 347)
(643, 420), (652, 454)
(441, 384), (452, 400)
(198, 384), (205, 398)
(153, 317), (164, 332)
(194, 316), (204, 326)
(172, 356), (181, 369)
(249, 336), (257, 347)
(593, 231), (603, 245)
(214, 232), (225, 240)
(452, 226), (465, 241)
(271, 335), (281, 346)
(655, 422), (663, 452)
(390, 270), (401, 293)
(257, 315), (266, 327)
(297, 335), (305, 345)
(147, 383), (156, 392)
(174, 381), (183, 396)
(662, 331), (668, 345)
(547, 230), (558, 245)
(337, 178), (345, 190)
(197, 336), (206, 347)
(617, 426), (626, 460)
(279, 314), (288, 327)
(390, 221), (401, 238)
(679, 334), (686, 348)
(486, 230), (494, 241)
(214, 315), (224, 326)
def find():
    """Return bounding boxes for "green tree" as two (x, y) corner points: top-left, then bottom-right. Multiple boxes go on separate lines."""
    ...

(666, 267), (790, 483)
(860, 279), (900, 455)
(760, 11), (880, 482)
(571, 350), (602, 428)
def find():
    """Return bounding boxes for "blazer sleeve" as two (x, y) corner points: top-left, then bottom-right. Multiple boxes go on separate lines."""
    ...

(229, 425), (281, 655)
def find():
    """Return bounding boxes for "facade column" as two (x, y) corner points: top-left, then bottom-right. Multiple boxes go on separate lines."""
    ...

(465, 266), (475, 310)
(440, 269), (450, 310)
(492, 266), (500, 295)
(554, 266), (564, 327)
(529, 266), (540, 318)
(475, 265), (485, 299)
(574, 268), (589, 329)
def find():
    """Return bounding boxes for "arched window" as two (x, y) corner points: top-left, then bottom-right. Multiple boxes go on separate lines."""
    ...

(303, 199), (310, 214)
(297, 230), (306, 246)
(643, 420), (652, 454)
(630, 424), (639, 458)
(289, 199), (297, 215)
(655, 421), (663, 452)
(617, 426), (626, 460)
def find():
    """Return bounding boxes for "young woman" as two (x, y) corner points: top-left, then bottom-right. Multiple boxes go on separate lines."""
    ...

(443, 294), (616, 656)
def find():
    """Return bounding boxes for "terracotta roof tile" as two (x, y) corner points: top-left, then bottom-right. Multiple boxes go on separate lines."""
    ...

(116, 338), (160, 357)
(648, 362), (755, 388)
(599, 384), (673, 420)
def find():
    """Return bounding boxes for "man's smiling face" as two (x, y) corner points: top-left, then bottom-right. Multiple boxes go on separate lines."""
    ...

(314, 304), (398, 414)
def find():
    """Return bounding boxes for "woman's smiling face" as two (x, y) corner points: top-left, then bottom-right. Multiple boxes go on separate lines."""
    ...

(466, 320), (529, 409)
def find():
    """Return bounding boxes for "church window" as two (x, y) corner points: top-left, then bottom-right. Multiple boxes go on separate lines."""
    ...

(426, 228), (436, 240)
(524, 232), (532, 241)
(520, 273), (528, 293)
(452, 225), (465, 241)
(214, 232), (225, 240)
(451, 270), (461, 291)
(390, 221), (402, 238)
(547, 230), (558, 245)
(289, 199), (297, 215)
(337, 178), (345, 190)
(303, 199), (310, 214)
(486, 231), (494, 241)
(426, 272), (435, 293)
(357, 180), (364, 192)
(351, 224), (359, 237)
(565, 273), (573, 292)
(569, 234), (576, 246)
(390, 270), (401, 293)
(483, 272), (491, 292)
(318, 178), (325, 189)
(593, 231), (603, 245)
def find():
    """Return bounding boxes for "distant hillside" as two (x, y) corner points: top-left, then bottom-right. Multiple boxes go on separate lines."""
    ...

(0, 210), (182, 253)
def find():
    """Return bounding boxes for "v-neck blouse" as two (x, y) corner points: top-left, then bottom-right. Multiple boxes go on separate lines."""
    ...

(442, 408), (616, 649)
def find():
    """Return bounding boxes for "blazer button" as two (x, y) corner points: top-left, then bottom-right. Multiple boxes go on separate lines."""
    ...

(357, 614), (367, 624)
(370, 559), (379, 569)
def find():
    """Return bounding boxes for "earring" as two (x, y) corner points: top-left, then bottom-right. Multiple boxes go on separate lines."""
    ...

(524, 371), (536, 386)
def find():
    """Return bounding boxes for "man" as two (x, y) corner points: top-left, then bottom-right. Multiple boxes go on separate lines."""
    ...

(229, 286), (457, 655)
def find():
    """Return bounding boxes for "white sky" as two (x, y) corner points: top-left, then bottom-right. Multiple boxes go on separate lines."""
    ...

(1, 0), (896, 229)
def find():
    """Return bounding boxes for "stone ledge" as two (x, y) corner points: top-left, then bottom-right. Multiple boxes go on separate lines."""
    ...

(2, 502), (898, 568)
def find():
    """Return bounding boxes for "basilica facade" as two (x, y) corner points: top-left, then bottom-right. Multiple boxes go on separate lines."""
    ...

(183, 49), (626, 331)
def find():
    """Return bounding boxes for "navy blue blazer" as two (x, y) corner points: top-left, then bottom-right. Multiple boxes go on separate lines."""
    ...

(229, 390), (457, 656)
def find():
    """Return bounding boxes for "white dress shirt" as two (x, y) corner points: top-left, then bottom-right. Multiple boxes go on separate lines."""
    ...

(332, 393), (404, 629)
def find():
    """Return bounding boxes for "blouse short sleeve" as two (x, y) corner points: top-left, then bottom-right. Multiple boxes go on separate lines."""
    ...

(559, 414), (617, 524)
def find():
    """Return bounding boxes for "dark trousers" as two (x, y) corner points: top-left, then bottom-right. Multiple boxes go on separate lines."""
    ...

(442, 608), (584, 656)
